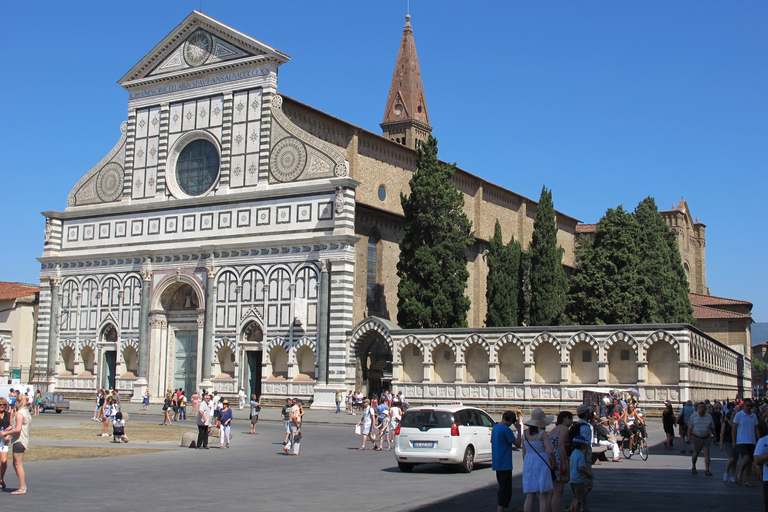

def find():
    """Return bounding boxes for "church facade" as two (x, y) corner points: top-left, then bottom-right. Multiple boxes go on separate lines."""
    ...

(34, 12), (749, 407)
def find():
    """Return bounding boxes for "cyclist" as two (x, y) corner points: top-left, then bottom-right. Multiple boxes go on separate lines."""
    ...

(620, 404), (646, 455)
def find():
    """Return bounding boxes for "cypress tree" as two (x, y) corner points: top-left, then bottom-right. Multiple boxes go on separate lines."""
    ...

(528, 186), (568, 326)
(396, 135), (475, 329)
(486, 220), (521, 327)
(634, 197), (695, 324)
(567, 206), (642, 324)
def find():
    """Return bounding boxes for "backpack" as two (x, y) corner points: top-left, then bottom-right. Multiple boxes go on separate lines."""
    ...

(566, 422), (584, 456)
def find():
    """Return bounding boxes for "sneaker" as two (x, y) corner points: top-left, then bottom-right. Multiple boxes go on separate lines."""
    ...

(723, 473), (729, 482)
(629, 450), (634, 455)
(729, 476), (736, 483)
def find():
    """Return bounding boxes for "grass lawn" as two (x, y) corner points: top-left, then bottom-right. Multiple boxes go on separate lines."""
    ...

(23, 445), (169, 462)
(31, 421), (196, 442)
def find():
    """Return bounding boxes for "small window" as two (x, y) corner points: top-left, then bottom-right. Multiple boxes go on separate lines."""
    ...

(582, 350), (592, 363)
(378, 185), (387, 201)
(621, 350), (630, 361)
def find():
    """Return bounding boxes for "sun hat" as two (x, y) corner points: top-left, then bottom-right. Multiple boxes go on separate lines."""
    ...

(524, 408), (554, 428)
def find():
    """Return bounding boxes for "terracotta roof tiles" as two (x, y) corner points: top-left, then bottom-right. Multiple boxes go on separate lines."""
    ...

(0, 282), (39, 301)
(689, 292), (752, 307)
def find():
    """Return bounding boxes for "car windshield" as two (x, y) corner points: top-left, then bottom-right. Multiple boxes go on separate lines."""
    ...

(401, 409), (455, 430)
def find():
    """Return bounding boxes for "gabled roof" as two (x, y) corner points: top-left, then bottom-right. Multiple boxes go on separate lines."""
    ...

(382, 15), (430, 127)
(693, 304), (752, 320)
(0, 282), (39, 301)
(576, 224), (596, 234)
(118, 11), (289, 87)
(690, 292), (753, 307)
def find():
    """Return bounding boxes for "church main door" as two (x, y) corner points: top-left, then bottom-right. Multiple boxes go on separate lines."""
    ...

(173, 331), (198, 393)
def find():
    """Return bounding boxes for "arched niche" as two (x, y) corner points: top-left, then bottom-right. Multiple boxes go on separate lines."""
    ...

(647, 342), (679, 385)
(464, 344), (489, 383)
(217, 346), (235, 379)
(60, 346), (75, 375)
(569, 341), (598, 385)
(533, 343), (560, 384)
(498, 344), (524, 383)
(295, 346), (316, 381)
(400, 343), (423, 383)
(80, 346), (95, 376)
(607, 342), (637, 384)
(268, 346), (288, 380)
(432, 343), (456, 383)
(122, 346), (138, 377)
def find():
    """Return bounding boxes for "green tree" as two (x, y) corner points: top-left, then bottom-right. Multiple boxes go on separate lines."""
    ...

(634, 197), (695, 324)
(528, 186), (568, 326)
(486, 220), (521, 327)
(396, 135), (475, 329)
(567, 206), (642, 324)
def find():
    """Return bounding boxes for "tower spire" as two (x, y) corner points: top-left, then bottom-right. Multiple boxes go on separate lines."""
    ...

(381, 14), (432, 149)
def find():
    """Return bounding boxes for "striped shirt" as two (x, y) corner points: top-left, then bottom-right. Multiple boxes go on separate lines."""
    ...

(688, 412), (714, 438)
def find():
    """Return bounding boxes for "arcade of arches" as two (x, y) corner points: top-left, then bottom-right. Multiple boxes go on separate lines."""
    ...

(349, 319), (748, 407)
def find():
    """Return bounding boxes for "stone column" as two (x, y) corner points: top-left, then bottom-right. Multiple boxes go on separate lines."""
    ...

(138, 267), (152, 379)
(316, 259), (330, 384)
(46, 275), (62, 380)
(201, 259), (216, 387)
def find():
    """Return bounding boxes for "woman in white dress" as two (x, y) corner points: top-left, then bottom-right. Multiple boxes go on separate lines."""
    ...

(521, 408), (555, 512)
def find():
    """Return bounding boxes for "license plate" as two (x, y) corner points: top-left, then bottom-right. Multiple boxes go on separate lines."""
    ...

(413, 441), (434, 448)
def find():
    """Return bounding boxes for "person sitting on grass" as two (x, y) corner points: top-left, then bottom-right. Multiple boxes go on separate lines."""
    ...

(112, 412), (129, 443)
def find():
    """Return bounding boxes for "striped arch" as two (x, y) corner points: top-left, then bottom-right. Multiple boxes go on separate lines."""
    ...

(350, 317), (395, 360)
(604, 330), (639, 353)
(494, 333), (526, 362)
(120, 272), (142, 286)
(530, 332), (561, 351)
(264, 336), (289, 353)
(119, 338), (139, 354)
(292, 336), (316, 362)
(214, 337), (237, 353)
(427, 334), (457, 363)
(0, 336), (10, 358)
(266, 263), (294, 281)
(458, 334), (490, 363)
(398, 334), (425, 363)
(78, 338), (97, 359)
(565, 331), (599, 353)
(59, 338), (77, 356)
(642, 330), (680, 361)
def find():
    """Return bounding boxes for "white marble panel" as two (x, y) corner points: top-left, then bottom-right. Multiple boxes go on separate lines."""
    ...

(182, 102), (197, 132)
(246, 121), (261, 154)
(210, 97), (223, 127)
(196, 98), (210, 129)
(233, 91), (248, 124)
(133, 138), (147, 169)
(132, 168), (146, 199)
(231, 123), (246, 155)
(144, 167), (157, 197)
(148, 107), (161, 137)
(135, 109), (149, 139)
(146, 136), (159, 167)
(248, 89), (262, 121)
(244, 153), (259, 187)
(169, 103), (183, 133)
(229, 154), (245, 188)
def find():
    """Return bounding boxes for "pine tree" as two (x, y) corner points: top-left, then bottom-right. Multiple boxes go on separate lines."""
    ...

(396, 135), (475, 329)
(567, 206), (642, 324)
(486, 220), (521, 327)
(528, 186), (568, 326)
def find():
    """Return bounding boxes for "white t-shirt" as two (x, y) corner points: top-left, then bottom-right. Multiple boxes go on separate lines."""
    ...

(734, 410), (759, 445)
(755, 436), (768, 482)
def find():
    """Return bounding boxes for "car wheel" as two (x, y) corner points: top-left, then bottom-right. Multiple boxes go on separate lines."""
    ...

(458, 446), (475, 473)
(56, 409), (62, 414)
(398, 462), (414, 472)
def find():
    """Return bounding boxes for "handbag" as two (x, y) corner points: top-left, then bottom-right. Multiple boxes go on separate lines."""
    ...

(294, 429), (303, 442)
(355, 424), (362, 435)
(526, 436), (557, 481)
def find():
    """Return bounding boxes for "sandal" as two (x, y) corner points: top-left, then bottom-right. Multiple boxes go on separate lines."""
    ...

(746, 482), (755, 488)
(11, 489), (26, 495)
(705, 471), (713, 476)
(692, 469), (697, 474)
(357, 448), (365, 451)
(0, 480), (5, 489)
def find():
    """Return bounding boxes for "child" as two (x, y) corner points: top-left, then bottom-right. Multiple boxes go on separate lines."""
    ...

(112, 412), (129, 443)
(569, 435), (593, 512)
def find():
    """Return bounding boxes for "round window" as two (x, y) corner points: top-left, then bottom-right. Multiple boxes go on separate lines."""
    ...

(175, 139), (220, 196)
(378, 185), (387, 201)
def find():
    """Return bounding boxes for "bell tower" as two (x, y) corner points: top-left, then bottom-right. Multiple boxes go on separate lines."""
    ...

(381, 15), (432, 149)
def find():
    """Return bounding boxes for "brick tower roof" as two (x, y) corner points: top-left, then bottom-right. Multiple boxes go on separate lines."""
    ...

(381, 14), (431, 146)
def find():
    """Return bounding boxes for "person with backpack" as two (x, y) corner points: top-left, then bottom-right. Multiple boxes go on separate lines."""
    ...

(567, 405), (595, 512)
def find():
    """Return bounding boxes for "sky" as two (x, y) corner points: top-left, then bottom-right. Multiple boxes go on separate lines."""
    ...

(0, 1), (766, 322)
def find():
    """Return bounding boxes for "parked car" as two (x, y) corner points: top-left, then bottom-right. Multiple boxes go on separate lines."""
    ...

(393, 402), (496, 473)
(39, 392), (70, 414)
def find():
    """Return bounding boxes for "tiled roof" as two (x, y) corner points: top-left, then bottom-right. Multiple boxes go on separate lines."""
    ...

(576, 224), (596, 234)
(0, 282), (39, 301)
(693, 304), (751, 320)
(690, 292), (753, 307)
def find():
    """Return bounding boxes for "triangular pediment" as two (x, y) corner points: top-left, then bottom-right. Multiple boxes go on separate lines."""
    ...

(119, 11), (289, 87)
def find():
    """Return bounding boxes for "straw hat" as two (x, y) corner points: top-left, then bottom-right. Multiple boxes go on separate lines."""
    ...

(524, 408), (554, 428)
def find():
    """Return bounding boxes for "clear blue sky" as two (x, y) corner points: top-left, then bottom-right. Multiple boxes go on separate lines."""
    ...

(1, 1), (765, 321)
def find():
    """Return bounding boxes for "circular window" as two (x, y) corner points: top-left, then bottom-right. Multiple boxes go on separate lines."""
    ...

(175, 139), (219, 196)
(378, 185), (387, 202)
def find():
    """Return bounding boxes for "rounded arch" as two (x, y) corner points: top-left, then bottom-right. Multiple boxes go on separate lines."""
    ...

(497, 342), (525, 383)
(121, 345), (138, 376)
(607, 341), (638, 385)
(494, 333), (525, 363)
(294, 344), (316, 381)
(646, 341), (679, 385)
(464, 343), (490, 383)
(569, 341), (598, 385)
(533, 342), (560, 384)
(151, 273), (206, 311)
(431, 343), (456, 383)
(350, 317), (395, 359)
(60, 345), (76, 375)
(604, 330), (639, 354)
(79, 344), (96, 376)
(400, 341), (424, 383)
(565, 331), (599, 354)
(530, 332), (561, 352)
(216, 345), (236, 379)
(459, 334), (490, 363)
(427, 334), (457, 362)
(398, 335), (425, 360)
(642, 330), (680, 362)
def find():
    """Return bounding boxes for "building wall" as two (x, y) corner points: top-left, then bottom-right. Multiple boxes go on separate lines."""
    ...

(697, 319), (751, 354)
(0, 297), (38, 382)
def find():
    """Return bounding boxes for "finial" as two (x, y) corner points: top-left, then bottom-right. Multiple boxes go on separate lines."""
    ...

(405, 14), (411, 26)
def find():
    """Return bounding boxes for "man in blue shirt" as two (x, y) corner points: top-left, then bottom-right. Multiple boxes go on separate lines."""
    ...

(492, 410), (522, 512)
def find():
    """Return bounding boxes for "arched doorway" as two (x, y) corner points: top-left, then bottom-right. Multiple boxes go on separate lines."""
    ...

(356, 332), (392, 398)
(101, 324), (117, 389)
(242, 322), (263, 398)
(155, 281), (203, 395)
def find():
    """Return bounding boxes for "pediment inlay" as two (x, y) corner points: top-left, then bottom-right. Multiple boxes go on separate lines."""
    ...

(150, 28), (254, 76)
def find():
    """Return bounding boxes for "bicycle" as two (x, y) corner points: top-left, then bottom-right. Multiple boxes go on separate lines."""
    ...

(621, 427), (649, 460)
